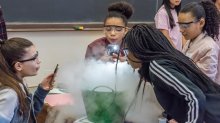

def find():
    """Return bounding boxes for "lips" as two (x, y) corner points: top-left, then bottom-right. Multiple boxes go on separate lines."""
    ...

(109, 39), (118, 43)
(36, 66), (40, 71)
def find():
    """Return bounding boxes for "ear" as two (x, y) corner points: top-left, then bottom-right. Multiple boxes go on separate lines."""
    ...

(199, 18), (205, 29)
(14, 62), (23, 72)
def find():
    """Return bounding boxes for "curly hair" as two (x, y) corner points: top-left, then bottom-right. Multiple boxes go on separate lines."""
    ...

(104, 1), (134, 26)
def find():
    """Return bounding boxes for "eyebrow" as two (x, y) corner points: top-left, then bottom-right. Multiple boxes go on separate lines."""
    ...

(19, 51), (38, 62)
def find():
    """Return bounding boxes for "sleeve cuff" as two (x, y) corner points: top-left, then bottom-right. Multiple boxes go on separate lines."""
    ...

(34, 85), (49, 99)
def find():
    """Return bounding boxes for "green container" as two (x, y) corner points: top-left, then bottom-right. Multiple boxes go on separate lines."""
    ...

(82, 86), (126, 123)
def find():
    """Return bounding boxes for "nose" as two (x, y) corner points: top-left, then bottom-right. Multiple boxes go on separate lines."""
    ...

(110, 30), (116, 35)
(179, 27), (184, 33)
(36, 58), (41, 64)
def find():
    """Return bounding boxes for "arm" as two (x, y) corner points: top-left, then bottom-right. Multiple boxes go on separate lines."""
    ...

(149, 60), (206, 123)
(33, 73), (54, 115)
(33, 85), (49, 115)
(85, 45), (93, 60)
(85, 43), (111, 62)
(0, 88), (18, 123)
(159, 29), (176, 48)
(155, 8), (176, 48)
(195, 48), (219, 81)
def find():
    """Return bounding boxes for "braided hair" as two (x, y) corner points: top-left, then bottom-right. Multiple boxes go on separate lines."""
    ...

(121, 24), (220, 94)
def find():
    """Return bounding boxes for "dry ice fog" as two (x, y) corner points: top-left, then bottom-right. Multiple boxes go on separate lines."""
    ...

(55, 60), (163, 123)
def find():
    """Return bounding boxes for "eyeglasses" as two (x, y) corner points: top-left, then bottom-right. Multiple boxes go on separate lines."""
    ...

(123, 48), (129, 56)
(122, 47), (142, 63)
(178, 19), (200, 29)
(104, 25), (126, 32)
(18, 51), (39, 63)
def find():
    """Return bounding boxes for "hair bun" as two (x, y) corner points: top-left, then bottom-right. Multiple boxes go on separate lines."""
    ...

(108, 1), (134, 19)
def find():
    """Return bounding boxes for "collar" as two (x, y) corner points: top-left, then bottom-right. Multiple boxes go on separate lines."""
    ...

(189, 32), (207, 48)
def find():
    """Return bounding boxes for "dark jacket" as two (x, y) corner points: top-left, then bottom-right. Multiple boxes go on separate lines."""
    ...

(149, 59), (220, 123)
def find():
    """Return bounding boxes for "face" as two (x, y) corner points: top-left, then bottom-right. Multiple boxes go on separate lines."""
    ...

(169, 0), (181, 8)
(178, 12), (205, 40)
(126, 51), (142, 69)
(216, 0), (220, 10)
(14, 45), (41, 78)
(104, 17), (128, 44)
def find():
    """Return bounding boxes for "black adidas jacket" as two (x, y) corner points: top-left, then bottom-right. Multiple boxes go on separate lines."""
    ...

(149, 60), (220, 123)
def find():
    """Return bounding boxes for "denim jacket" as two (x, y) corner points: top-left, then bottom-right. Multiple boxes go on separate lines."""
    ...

(0, 85), (49, 123)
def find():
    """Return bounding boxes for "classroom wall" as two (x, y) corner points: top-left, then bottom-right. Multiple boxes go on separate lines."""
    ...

(8, 31), (103, 87)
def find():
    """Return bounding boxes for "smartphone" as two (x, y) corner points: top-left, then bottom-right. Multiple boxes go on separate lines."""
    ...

(106, 44), (120, 56)
(50, 64), (59, 85)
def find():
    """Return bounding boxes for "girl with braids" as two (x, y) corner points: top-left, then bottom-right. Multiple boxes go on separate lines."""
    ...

(120, 24), (220, 123)
(0, 38), (56, 123)
(179, 1), (220, 84)
(154, 0), (182, 51)
(85, 1), (133, 62)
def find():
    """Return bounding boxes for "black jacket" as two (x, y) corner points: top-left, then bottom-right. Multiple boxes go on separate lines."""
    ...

(149, 59), (220, 123)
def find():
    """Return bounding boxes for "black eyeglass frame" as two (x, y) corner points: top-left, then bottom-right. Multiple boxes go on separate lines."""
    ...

(18, 51), (39, 63)
(177, 19), (201, 29)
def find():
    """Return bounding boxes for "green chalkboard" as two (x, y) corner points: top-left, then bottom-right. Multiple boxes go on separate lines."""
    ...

(0, 0), (200, 23)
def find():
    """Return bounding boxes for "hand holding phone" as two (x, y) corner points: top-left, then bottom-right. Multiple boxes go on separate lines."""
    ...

(50, 64), (59, 85)
(106, 44), (120, 56)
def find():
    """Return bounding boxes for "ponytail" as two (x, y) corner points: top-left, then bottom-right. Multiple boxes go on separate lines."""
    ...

(200, 0), (220, 40)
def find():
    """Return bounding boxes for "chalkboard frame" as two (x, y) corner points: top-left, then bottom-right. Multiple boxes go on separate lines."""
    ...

(6, 22), (155, 32)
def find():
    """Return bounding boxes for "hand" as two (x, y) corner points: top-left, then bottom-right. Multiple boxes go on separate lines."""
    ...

(112, 53), (127, 62)
(100, 52), (115, 62)
(100, 54), (114, 62)
(40, 73), (56, 91)
(168, 119), (178, 123)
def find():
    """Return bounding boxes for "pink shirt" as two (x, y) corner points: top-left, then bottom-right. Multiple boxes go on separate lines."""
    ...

(155, 5), (182, 51)
(215, 29), (220, 84)
(182, 32), (220, 84)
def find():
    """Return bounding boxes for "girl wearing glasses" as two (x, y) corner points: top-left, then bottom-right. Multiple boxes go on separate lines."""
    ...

(85, 1), (133, 62)
(0, 38), (56, 123)
(155, 0), (182, 51)
(120, 24), (220, 123)
(179, 1), (220, 84)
